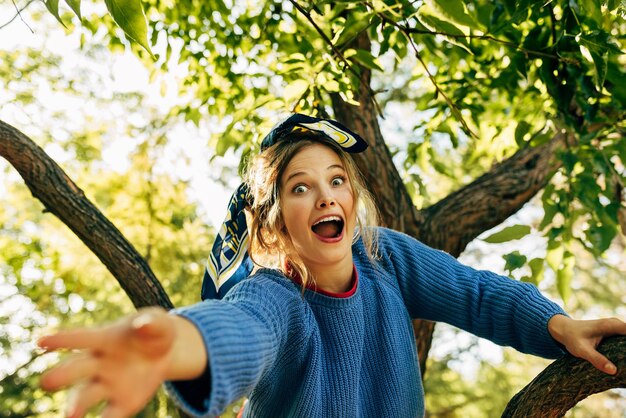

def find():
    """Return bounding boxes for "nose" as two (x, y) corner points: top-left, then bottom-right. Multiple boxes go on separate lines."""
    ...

(317, 194), (336, 209)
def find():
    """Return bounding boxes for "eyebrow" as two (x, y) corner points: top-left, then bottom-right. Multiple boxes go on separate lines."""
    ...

(283, 164), (345, 184)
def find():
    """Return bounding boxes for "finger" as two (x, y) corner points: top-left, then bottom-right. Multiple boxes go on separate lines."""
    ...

(66, 382), (108, 418)
(132, 310), (170, 338)
(101, 404), (129, 418)
(130, 310), (174, 357)
(578, 345), (617, 375)
(40, 354), (99, 391)
(38, 328), (111, 352)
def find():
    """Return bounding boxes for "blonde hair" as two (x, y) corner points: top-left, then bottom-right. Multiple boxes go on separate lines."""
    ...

(243, 132), (379, 290)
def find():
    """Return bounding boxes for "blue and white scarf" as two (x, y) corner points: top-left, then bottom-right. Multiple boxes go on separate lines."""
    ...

(201, 113), (368, 300)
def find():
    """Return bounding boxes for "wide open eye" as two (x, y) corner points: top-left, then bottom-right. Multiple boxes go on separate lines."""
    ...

(293, 184), (308, 194)
(331, 176), (345, 186)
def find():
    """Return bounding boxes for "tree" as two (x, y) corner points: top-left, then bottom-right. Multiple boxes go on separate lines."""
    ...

(1, 0), (626, 416)
(0, 40), (214, 417)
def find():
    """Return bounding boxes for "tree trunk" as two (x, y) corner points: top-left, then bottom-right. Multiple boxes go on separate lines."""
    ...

(501, 336), (626, 417)
(0, 120), (173, 310)
(330, 33), (573, 376)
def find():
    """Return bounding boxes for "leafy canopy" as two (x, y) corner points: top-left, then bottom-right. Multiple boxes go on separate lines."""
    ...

(51, 0), (625, 301)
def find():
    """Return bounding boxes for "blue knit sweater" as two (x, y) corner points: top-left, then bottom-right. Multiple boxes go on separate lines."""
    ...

(165, 227), (565, 417)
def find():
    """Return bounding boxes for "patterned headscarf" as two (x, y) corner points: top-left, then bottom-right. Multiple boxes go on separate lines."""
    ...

(201, 113), (368, 300)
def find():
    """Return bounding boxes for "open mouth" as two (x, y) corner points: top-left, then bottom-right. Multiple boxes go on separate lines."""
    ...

(311, 216), (345, 239)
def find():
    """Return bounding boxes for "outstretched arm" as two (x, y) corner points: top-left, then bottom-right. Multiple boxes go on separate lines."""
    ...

(38, 307), (206, 418)
(376, 227), (626, 367)
(548, 315), (626, 375)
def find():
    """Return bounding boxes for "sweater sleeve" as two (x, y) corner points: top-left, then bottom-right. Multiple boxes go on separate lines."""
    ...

(377, 228), (566, 359)
(163, 274), (303, 417)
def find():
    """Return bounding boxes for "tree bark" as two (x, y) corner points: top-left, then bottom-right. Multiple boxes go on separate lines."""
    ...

(501, 336), (626, 417)
(0, 120), (173, 310)
(0, 120), (196, 418)
(419, 131), (570, 255)
(330, 34), (573, 375)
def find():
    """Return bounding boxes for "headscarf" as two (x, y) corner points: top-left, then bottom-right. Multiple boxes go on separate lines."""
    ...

(201, 113), (368, 300)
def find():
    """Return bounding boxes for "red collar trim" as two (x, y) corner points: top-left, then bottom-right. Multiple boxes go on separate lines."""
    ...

(285, 263), (358, 298)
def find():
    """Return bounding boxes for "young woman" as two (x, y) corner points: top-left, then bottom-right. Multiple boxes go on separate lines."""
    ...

(39, 114), (626, 418)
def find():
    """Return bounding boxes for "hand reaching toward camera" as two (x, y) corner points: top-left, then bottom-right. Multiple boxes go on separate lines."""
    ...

(548, 314), (626, 375)
(38, 307), (207, 418)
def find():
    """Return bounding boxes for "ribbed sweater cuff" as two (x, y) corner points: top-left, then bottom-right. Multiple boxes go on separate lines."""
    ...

(517, 289), (568, 358)
(164, 304), (265, 417)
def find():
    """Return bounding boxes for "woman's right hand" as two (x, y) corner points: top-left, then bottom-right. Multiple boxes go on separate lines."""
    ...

(38, 306), (204, 418)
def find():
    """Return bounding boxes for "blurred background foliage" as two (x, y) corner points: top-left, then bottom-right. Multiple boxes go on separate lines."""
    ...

(1, 0), (625, 416)
(0, 23), (213, 416)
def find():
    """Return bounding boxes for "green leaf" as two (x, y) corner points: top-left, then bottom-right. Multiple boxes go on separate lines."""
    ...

(578, 0), (603, 27)
(545, 243), (564, 272)
(103, 0), (153, 56)
(64, 0), (81, 19)
(509, 52), (528, 79)
(578, 31), (618, 89)
(483, 224), (531, 243)
(333, 12), (373, 48)
(284, 79), (309, 103)
(578, 31), (620, 56)
(528, 257), (545, 284)
(350, 49), (384, 72)
(540, 201), (559, 230)
(417, 10), (471, 53)
(590, 51), (608, 88)
(502, 0), (516, 15)
(434, 120), (457, 148)
(503, 251), (527, 273)
(606, 60), (626, 107)
(514, 121), (531, 147)
(556, 253), (574, 302)
(427, 0), (482, 30)
(378, 25), (395, 56)
(45, 0), (66, 26)
(586, 223), (616, 254)
(491, 4), (530, 34)
(389, 30), (408, 59)
(522, 25), (550, 52)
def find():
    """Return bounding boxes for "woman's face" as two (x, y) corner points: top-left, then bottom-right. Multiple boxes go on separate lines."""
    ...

(279, 143), (356, 271)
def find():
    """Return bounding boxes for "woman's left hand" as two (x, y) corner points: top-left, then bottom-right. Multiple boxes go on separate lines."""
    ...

(548, 314), (626, 375)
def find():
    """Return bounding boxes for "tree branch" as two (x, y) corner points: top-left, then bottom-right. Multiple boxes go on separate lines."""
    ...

(0, 0), (35, 32)
(368, 3), (578, 64)
(502, 336), (626, 417)
(419, 130), (572, 256)
(0, 120), (173, 310)
(361, 1), (476, 136)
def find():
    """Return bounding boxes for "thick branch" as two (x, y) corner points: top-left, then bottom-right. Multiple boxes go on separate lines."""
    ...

(0, 120), (173, 310)
(502, 336), (626, 417)
(420, 131), (571, 256)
